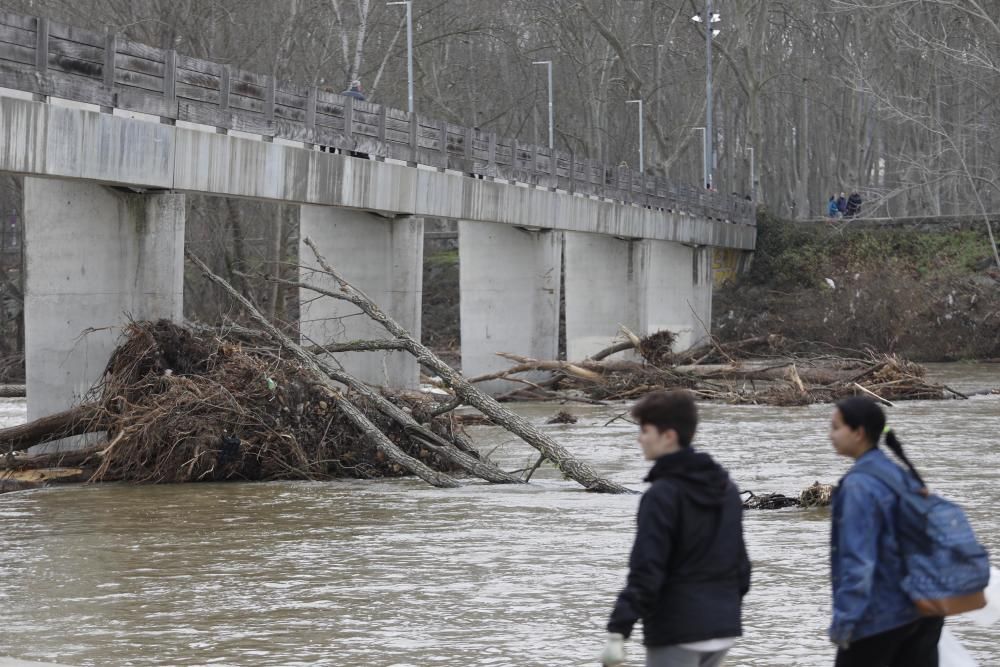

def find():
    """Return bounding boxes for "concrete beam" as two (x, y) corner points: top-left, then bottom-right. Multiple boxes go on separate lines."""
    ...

(564, 232), (639, 360)
(23, 178), (184, 431)
(0, 96), (755, 250)
(300, 208), (422, 388)
(459, 221), (561, 394)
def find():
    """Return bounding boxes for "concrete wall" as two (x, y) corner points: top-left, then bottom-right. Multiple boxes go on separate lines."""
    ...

(300, 208), (423, 388)
(23, 178), (184, 427)
(459, 221), (561, 394)
(564, 232), (639, 360)
(0, 96), (756, 251)
(635, 241), (713, 352)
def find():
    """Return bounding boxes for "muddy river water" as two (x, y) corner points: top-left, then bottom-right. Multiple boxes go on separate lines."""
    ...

(1, 363), (998, 666)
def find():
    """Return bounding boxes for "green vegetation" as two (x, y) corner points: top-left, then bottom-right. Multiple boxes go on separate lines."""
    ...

(748, 210), (995, 289)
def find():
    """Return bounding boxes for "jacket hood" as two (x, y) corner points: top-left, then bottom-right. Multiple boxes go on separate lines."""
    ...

(645, 447), (732, 507)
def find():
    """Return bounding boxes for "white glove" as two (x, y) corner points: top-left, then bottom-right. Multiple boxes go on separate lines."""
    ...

(600, 632), (626, 666)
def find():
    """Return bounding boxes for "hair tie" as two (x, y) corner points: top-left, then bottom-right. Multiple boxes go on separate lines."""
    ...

(883, 425), (892, 434)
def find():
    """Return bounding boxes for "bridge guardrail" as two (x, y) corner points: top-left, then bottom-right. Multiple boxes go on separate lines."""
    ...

(0, 10), (755, 226)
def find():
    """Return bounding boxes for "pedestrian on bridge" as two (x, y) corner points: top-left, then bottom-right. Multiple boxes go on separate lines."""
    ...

(342, 79), (366, 102)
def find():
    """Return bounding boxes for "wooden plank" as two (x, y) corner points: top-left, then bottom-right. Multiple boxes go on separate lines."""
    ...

(47, 53), (103, 80)
(0, 23), (35, 49)
(115, 67), (162, 93)
(115, 87), (170, 117)
(115, 52), (164, 78)
(0, 12), (37, 31)
(176, 54), (221, 77)
(176, 80), (219, 105)
(48, 20), (102, 49)
(275, 102), (306, 123)
(34, 17), (47, 74)
(0, 40), (33, 66)
(176, 66), (219, 90)
(0, 60), (112, 105)
(116, 38), (164, 64)
(274, 87), (306, 111)
(228, 92), (265, 114)
(229, 68), (266, 99)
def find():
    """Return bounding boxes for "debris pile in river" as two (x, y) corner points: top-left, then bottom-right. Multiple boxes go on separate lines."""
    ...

(1, 240), (631, 494)
(472, 329), (962, 406)
(742, 482), (835, 510)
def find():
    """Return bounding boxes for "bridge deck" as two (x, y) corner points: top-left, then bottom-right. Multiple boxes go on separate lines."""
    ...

(0, 9), (754, 229)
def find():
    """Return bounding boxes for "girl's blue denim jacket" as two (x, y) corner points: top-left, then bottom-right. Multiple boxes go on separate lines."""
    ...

(829, 447), (920, 646)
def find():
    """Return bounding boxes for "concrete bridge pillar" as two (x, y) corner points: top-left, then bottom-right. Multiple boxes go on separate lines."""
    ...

(564, 232), (640, 360)
(299, 207), (423, 388)
(23, 178), (185, 423)
(634, 241), (713, 352)
(564, 234), (713, 358)
(459, 221), (561, 394)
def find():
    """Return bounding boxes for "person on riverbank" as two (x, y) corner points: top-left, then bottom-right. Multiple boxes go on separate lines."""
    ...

(828, 397), (943, 666)
(828, 195), (840, 219)
(601, 390), (751, 667)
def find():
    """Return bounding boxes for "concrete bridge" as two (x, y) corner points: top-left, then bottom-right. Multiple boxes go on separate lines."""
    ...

(0, 9), (755, 420)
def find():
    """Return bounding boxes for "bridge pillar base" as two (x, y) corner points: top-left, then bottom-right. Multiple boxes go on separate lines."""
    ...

(24, 178), (185, 438)
(300, 208), (422, 389)
(459, 221), (561, 395)
(564, 232), (640, 360)
(564, 234), (714, 359)
(634, 240), (714, 353)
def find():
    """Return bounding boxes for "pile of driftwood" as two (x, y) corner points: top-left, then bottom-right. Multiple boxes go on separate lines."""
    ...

(742, 482), (835, 510)
(470, 330), (965, 406)
(0, 241), (632, 494)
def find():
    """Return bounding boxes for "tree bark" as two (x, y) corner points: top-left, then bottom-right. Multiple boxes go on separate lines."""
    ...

(0, 404), (103, 453)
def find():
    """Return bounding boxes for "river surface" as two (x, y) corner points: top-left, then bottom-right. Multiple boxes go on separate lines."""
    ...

(1, 363), (998, 666)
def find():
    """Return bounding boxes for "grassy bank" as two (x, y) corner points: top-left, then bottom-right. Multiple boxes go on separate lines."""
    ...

(714, 212), (1000, 361)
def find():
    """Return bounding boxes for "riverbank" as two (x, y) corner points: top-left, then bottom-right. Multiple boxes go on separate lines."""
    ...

(713, 212), (1000, 361)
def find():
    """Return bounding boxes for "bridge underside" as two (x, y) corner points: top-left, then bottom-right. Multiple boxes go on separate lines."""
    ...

(3, 95), (755, 424)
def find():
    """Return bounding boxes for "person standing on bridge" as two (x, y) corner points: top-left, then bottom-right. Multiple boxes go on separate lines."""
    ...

(342, 79), (366, 102)
(600, 390), (751, 667)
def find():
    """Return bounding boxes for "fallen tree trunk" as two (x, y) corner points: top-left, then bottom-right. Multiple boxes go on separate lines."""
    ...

(291, 237), (632, 494)
(0, 404), (103, 453)
(187, 250), (462, 489)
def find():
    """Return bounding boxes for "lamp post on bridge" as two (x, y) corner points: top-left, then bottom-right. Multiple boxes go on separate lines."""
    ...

(532, 60), (554, 149)
(626, 99), (644, 173)
(387, 0), (414, 114)
(748, 146), (755, 201)
(692, 2), (720, 190)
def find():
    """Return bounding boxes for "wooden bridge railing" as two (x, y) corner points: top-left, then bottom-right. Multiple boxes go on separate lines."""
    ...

(0, 10), (755, 226)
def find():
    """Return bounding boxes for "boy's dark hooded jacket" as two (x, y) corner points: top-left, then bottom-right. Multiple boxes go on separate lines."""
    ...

(607, 448), (751, 646)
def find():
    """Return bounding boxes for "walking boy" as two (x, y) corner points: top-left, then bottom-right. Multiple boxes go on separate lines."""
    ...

(601, 391), (751, 667)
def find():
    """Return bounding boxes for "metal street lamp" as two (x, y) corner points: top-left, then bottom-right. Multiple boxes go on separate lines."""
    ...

(387, 1), (414, 114)
(532, 60), (554, 149)
(692, 3), (721, 189)
(748, 146), (755, 200)
(626, 99), (644, 172)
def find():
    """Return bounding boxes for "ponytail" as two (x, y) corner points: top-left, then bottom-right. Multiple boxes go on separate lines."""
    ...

(882, 428), (926, 488)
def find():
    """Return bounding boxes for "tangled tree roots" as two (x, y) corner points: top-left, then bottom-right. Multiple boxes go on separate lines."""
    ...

(86, 321), (464, 484)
